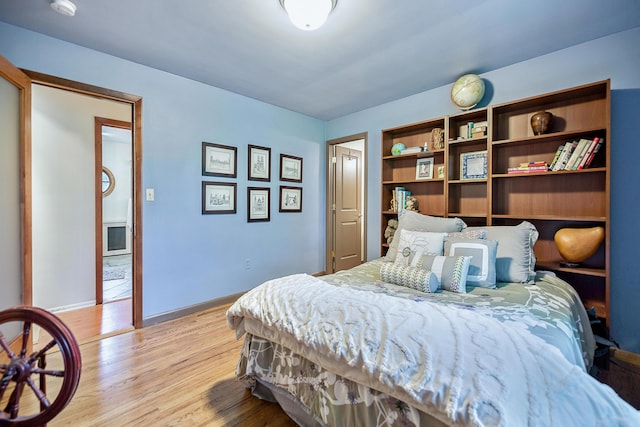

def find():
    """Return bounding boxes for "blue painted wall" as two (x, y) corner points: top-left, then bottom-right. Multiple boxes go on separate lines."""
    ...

(327, 27), (640, 353)
(0, 22), (326, 318)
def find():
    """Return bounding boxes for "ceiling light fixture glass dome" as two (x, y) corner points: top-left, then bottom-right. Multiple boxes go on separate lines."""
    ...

(280, 0), (337, 31)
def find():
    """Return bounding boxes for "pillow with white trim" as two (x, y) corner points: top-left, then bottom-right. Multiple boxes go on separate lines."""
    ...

(385, 211), (466, 262)
(393, 229), (447, 266)
(445, 238), (498, 289)
(467, 221), (539, 284)
(412, 254), (471, 293)
(380, 263), (440, 293)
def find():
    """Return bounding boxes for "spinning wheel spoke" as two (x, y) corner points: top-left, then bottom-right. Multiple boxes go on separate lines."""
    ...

(5, 381), (25, 419)
(28, 339), (58, 364)
(0, 333), (16, 358)
(25, 377), (51, 409)
(19, 322), (31, 359)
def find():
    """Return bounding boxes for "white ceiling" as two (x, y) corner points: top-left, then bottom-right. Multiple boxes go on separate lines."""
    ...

(1, 0), (639, 120)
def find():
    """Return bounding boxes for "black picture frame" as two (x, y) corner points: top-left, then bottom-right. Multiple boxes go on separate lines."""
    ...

(247, 187), (270, 222)
(202, 142), (237, 178)
(248, 144), (271, 182)
(279, 186), (302, 212)
(202, 181), (237, 214)
(279, 154), (303, 183)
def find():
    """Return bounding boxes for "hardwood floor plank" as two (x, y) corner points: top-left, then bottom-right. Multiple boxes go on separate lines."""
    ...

(48, 303), (296, 426)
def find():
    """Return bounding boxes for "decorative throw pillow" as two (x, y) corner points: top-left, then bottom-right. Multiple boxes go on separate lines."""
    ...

(385, 211), (466, 262)
(412, 254), (471, 293)
(445, 238), (498, 288)
(446, 229), (487, 240)
(380, 263), (440, 293)
(393, 229), (447, 266)
(467, 221), (539, 284)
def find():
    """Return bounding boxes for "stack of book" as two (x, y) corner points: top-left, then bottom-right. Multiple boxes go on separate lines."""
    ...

(507, 161), (549, 174)
(400, 146), (424, 155)
(549, 137), (604, 171)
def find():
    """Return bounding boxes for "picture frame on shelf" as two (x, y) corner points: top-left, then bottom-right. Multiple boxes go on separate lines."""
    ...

(202, 142), (237, 178)
(280, 154), (303, 183)
(279, 186), (302, 212)
(202, 181), (236, 214)
(460, 150), (488, 180)
(437, 165), (445, 179)
(248, 144), (271, 181)
(247, 187), (270, 222)
(415, 157), (434, 180)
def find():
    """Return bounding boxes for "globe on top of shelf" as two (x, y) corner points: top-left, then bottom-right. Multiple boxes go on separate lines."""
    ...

(450, 74), (485, 110)
(391, 143), (405, 156)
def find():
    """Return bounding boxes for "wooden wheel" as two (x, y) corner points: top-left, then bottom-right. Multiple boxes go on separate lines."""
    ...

(0, 306), (81, 426)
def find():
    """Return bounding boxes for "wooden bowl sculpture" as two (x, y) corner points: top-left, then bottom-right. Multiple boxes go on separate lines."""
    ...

(554, 226), (604, 267)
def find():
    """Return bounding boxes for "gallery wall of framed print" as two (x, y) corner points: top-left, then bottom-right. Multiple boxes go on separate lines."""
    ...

(202, 142), (237, 178)
(416, 157), (434, 180)
(248, 144), (271, 181)
(202, 181), (237, 214)
(279, 186), (302, 212)
(247, 187), (270, 222)
(280, 154), (303, 183)
(460, 150), (488, 180)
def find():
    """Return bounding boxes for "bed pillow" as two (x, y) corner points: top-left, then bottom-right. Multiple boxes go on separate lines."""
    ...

(380, 263), (440, 293)
(445, 238), (498, 289)
(385, 211), (467, 262)
(446, 229), (487, 240)
(412, 254), (471, 293)
(393, 229), (447, 266)
(467, 221), (539, 284)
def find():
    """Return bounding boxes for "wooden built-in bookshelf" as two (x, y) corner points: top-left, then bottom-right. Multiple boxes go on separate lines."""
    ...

(381, 80), (610, 324)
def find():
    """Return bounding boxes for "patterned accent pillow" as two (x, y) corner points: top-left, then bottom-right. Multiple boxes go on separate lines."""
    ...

(445, 238), (498, 289)
(385, 211), (466, 262)
(447, 229), (487, 240)
(380, 263), (440, 293)
(412, 254), (471, 293)
(393, 229), (447, 266)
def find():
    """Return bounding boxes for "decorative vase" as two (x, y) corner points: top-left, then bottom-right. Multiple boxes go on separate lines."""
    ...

(530, 111), (552, 135)
(554, 226), (604, 267)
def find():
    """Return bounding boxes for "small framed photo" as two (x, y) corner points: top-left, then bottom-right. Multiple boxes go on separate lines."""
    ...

(416, 157), (434, 180)
(202, 142), (237, 178)
(280, 154), (303, 183)
(461, 150), (488, 180)
(247, 187), (270, 222)
(248, 144), (271, 181)
(202, 181), (236, 214)
(279, 186), (302, 212)
(437, 165), (445, 179)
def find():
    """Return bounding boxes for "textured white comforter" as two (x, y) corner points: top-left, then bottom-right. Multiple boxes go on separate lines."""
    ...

(227, 273), (640, 426)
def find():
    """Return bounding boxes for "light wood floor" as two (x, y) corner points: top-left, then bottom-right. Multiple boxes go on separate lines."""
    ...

(47, 302), (296, 426)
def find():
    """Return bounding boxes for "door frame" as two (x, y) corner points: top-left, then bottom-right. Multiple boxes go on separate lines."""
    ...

(23, 69), (144, 329)
(325, 132), (368, 274)
(95, 117), (132, 305)
(0, 55), (32, 306)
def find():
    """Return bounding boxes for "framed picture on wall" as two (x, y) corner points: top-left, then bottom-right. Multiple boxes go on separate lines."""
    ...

(247, 187), (270, 222)
(280, 154), (303, 183)
(279, 186), (302, 212)
(202, 181), (236, 214)
(248, 144), (271, 181)
(202, 142), (237, 178)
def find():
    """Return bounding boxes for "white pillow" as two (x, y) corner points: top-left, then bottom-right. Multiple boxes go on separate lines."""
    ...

(393, 229), (447, 266)
(380, 263), (440, 293)
(413, 254), (472, 293)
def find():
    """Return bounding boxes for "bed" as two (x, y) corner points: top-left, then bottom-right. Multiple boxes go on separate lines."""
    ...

(226, 215), (640, 426)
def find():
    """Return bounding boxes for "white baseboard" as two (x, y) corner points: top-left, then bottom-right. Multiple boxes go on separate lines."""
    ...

(49, 300), (96, 314)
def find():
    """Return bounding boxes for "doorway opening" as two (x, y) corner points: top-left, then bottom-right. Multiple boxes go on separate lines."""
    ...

(96, 120), (133, 304)
(326, 133), (367, 274)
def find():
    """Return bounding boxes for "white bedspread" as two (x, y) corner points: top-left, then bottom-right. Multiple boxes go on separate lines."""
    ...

(227, 274), (640, 427)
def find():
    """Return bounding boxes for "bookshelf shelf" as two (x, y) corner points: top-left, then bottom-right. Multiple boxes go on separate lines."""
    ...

(381, 79), (610, 325)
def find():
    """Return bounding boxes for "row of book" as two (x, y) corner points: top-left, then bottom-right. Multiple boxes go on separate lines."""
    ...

(549, 137), (604, 171)
(393, 187), (411, 212)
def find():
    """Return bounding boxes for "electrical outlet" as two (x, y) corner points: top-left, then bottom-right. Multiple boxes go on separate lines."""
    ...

(244, 258), (251, 270)
(146, 188), (155, 201)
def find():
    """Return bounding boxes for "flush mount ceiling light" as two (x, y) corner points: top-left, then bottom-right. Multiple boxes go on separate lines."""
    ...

(279, 0), (337, 31)
(50, 0), (77, 16)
